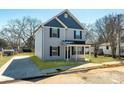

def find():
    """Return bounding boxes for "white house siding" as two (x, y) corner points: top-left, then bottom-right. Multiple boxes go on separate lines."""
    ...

(99, 43), (124, 56)
(66, 28), (85, 41)
(35, 27), (43, 59)
(43, 26), (65, 60)
(35, 26), (86, 60)
(99, 45), (112, 55)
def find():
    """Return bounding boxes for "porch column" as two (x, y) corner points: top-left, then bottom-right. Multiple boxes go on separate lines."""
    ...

(64, 46), (65, 60)
(67, 45), (68, 61)
(70, 46), (71, 59)
(76, 46), (77, 61)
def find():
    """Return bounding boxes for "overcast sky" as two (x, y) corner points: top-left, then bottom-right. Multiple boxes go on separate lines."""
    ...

(0, 9), (124, 29)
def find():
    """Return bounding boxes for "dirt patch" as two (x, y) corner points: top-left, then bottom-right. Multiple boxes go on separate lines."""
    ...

(35, 66), (124, 84)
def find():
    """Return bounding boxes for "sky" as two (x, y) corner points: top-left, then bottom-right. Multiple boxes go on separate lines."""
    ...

(1, 9), (124, 29)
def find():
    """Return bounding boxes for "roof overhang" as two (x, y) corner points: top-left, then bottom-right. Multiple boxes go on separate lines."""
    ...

(43, 9), (84, 30)
(62, 40), (85, 45)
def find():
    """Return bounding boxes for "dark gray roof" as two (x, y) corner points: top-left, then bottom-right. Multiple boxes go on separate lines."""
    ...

(57, 11), (83, 29)
(62, 40), (85, 45)
(44, 10), (84, 29)
(44, 18), (65, 28)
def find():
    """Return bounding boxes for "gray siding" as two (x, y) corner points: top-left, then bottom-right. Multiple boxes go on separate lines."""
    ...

(35, 27), (43, 59)
(35, 27), (86, 60)
(42, 26), (85, 60)
(43, 26), (65, 60)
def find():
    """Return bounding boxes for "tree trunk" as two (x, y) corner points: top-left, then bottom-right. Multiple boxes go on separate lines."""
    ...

(94, 44), (98, 58)
(111, 44), (116, 58)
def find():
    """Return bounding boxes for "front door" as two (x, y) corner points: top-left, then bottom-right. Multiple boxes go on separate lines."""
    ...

(65, 47), (70, 59)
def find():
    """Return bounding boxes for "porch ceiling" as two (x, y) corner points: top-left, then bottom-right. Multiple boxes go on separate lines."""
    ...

(62, 40), (85, 45)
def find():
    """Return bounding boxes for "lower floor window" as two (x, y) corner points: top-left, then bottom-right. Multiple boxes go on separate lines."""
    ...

(50, 46), (60, 56)
(72, 47), (84, 55)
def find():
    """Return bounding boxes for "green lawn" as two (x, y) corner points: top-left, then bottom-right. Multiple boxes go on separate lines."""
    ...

(31, 56), (82, 70)
(85, 54), (124, 63)
(16, 52), (34, 56)
(0, 56), (13, 68)
(0, 52), (34, 68)
(31, 54), (124, 69)
(1, 52), (123, 70)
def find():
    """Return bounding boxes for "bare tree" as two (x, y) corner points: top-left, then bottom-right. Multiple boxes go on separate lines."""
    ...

(115, 14), (124, 58)
(84, 24), (101, 57)
(94, 14), (124, 58)
(0, 16), (41, 50)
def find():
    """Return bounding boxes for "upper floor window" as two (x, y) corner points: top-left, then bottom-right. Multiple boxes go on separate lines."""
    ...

(74, 30), (82, 39)
(50, 28), (60, 38)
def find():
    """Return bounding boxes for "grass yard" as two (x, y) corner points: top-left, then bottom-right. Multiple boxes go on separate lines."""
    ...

(31, 56), (82, 70)
(0, 56), (13, 68)
(85, 54), (124, 63)
(0, 52), (34, 68)
(16, 52), (34, 56)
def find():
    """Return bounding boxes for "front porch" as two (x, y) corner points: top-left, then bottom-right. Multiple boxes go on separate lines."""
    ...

(63, 44), (91, 61)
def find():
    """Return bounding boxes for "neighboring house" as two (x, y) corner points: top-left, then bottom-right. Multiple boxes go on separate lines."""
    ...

(99, 43), (112, 55)
(99, 42), (124, 56)
(35, 9), (91, 60)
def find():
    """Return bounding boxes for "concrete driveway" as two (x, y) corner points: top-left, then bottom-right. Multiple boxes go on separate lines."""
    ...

(1, 56), (45, 79)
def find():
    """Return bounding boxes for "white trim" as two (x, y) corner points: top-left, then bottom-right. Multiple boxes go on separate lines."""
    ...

(44, 26), (63, 29)
(43, 9), (68, 25)
(43, 9), (84, 30)
(65, 9), (84, 29)
(42, 27), (44, 60)
(55, 17), (68, 28)
(64, 44), (91, 47)
(64, 46), (65, 60)
(34, 25), (43, 34)
(35, 9), (84, 34)
(70, 46), (72, 58)
(76, 46), (77, 61)
(44, 26), (83, 31)
(67, 45), (68, 61)
(43, 16), (56, 26)
(43, 16), (65, 28)
(64, 44), (91, 61)
(53, 9), (84, 29)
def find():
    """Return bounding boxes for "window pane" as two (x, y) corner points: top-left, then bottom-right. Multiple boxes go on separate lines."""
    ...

(51, 47), (59, 56)
(72, 47), (83, 55)
(75, 30), (81, 39)
(51, 28), (58, 37)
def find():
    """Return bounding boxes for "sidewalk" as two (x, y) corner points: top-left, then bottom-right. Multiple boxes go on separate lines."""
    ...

(60, 61), (124, 74)
(0, 57), (15, 82)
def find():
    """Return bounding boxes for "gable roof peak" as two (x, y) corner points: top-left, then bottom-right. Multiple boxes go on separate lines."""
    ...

(44, 9), (84, 29)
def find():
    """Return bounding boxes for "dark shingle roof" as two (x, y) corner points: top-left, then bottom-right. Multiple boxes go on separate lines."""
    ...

(44, 18), (65, 28)
(44, 10), (84, 29)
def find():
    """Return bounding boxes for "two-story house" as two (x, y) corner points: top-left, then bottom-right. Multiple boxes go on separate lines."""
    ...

(35, 9), (91, 60)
